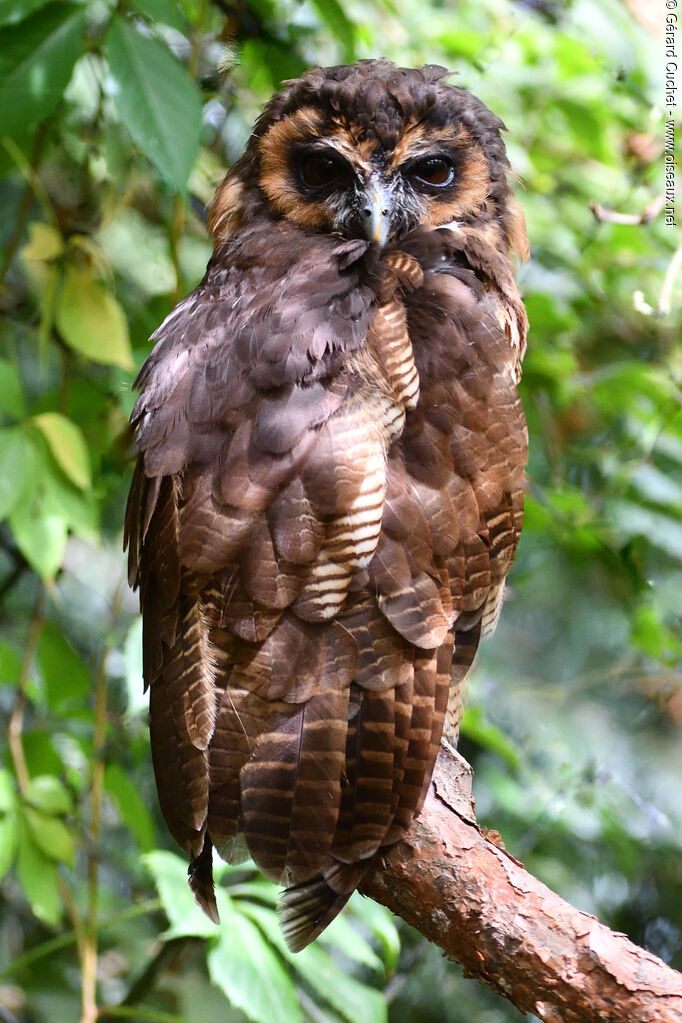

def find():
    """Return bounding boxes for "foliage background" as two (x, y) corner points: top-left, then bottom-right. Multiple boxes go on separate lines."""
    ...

(0, 0), (679, 1020)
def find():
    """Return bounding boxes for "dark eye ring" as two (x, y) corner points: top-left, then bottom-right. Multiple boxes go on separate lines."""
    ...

(300, 152), (347, 189)
(411, 156), (455, 188)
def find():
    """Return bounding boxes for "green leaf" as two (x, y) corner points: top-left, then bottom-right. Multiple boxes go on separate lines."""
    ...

(0, 769), (18, 880)
(55, 265), (134, 370)
(17, 822), (61, 925)
(37, 621), (91, 710)
(228, 878), (278, 905)
(629, 463), (682, 510)
(239, 38), (305, 92)
(300, 940), (387, 1023)
(9, 502), (68, 580)
(318, 908), (383, 972)
(97, 208), (176, 298)
(0, 428), (30, 518)
(631, 603), (682, 661)
(129, 0), (187, 31)
(0, 769), (17, 814)
(608, 501), (682, 561)
(42, 461), (98, 539)
(20, 221), (64, 262)
(33, 412), (91, 490)
(144, 850), (218, 939)
(0, 641), (22, 686)
(106, 15), (202, 190)
(24, 775), (73, 815)
(460, 705), (521, 770)
(242, 903), (386, 1023)
(23, 731), (64, 781)
(0, 3), (86, 138)
(591, 362), (677, 415)
(24, 806), (75, 866)
(213, 858), (278, 885)
(0, 359), (26, 419)
(208, 902), (303, 1023)
(0, 0), (56, 26)
(346, 892), (400, 973)
(520, 494), (552, 534)
(309, 0), (355, 59)
(0, 812), (18, 880)
(104, 763), (155, 852)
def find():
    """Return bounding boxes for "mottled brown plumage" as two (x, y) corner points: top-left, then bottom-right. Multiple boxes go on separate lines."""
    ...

(125, 60), (529, 950)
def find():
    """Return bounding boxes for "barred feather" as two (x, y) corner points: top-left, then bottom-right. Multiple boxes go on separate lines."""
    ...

(125, 59), (528, 953)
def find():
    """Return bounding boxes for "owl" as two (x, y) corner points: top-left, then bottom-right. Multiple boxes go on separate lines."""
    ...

(125, 60), (529, 952)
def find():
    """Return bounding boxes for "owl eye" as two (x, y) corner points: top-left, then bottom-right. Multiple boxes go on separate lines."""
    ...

(299, 151), (348, 190)
(410, 156), (455, 189)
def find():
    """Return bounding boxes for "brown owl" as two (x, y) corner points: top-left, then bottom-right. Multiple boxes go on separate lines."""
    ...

(125, 60), (529, 951)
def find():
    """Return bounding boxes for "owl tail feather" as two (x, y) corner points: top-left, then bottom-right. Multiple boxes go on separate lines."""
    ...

(278, 860), (366, 952)
(188, 834), (220, 925)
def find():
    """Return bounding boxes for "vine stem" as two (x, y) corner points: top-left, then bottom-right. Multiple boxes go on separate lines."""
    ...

(80, 578), (125, 1023)
(169, 195), (186, 308)
(0, 123), (51, 289)
(8, 584), (88, 999)
(0, 900), (160, 981)
(168, 0), (207, 308)
(79, 642), (108, 1023)
(97, 1006), (198, 1023)
(7, 586), (45, 794)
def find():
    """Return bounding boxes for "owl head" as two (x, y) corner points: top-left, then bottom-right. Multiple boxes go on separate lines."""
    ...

(210, 60), (526, 256)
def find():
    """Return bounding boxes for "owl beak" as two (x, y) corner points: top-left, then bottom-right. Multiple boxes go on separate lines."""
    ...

(361, 179), (393, 247)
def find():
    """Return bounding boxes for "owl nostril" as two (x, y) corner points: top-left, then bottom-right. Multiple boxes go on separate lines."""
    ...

(362, 207), (371, 218)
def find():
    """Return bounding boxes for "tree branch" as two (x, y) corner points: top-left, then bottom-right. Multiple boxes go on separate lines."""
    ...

(361, 744), (682, 1023)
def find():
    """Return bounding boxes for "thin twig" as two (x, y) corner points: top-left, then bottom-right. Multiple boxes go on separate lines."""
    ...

(80, 650), (109, 1023)
(6, 586), (89, 988)
(58, 876), (87, 975)
(0, 900), (161, 981)
(96, 1006), (199, 1023)
(187, 0), (207, 80)
(98, 938), (199, 1019)
(296, 988), (340, 1023)
(589, 195), (666, 225)
(0, 124), (50, 289)
(0, 539), (30, 607)
(168, 196), (186, 308)
(80, 578), (126, 1023)
(167, 1), (206, 309)
(383, 940), (430, 1004)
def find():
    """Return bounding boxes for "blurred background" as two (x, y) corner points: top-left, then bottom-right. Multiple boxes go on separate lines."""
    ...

(0, 0), (679, 1020)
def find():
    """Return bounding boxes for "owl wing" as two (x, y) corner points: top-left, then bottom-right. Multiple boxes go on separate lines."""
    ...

(125, 223), (526, 950)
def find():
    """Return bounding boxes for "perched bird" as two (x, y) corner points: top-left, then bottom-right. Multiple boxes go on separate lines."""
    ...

(125, 60), (529, 951)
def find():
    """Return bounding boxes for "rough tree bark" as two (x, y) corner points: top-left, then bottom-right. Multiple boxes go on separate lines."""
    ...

(360, 744), (682, 1023)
